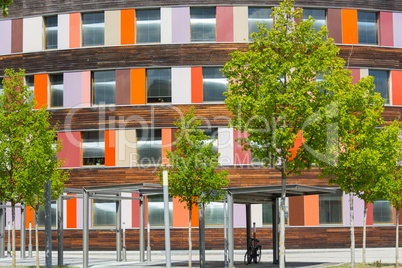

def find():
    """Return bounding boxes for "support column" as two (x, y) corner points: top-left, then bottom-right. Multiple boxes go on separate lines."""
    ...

(139, 195), (145, 262)
(45, 180), (52, 268)
(199, 202), (205, 268)
(228, 192), (234, 268)
(83, 190), (89, 268)
(223, 196), (227, 267)
(246, 204), (251, 250)
(116, 194), (122, 262)
(163, 170), (171, 268)
(272, 198), (279, 264)
(0, 202), (4, 258)
(57, 195), (63, 266)
(20, 203), (26, 259)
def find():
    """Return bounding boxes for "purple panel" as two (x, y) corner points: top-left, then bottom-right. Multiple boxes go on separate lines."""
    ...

(0, 20), (11, 55)
(63, 72), (82, 108)
(393, 13), (402, 48)
(15, 207), (21, 230)
(343, 192), (364, 226)
(172, 7), (190, 43)
(77, 197), (83, 229)
(234, 204), (246, 227)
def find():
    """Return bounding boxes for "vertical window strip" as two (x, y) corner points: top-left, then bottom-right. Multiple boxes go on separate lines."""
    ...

(92, 70), (116, 105)
(146, 68), (171, 103)
(50, 74), (63, 108)
(136, 9), (161, 43)
(303, 8), (326, 33)
(202, 67), (228, 102)
(358, 11), (378, 45)
(45, 16), (58, 49)
(369, 70), (389, 104)
(82, 12), (105, 47)
(136, 129), (162, 165)
(190, 7), (216, 42)
(248, 7), (273, 38)
(82, 131), (105, 166)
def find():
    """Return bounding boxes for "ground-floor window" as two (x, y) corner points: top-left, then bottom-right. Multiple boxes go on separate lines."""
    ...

(373, 200), (393, 224)
(205, 202), (224, 226)
(37, 201), (57, 227)
(147, 195), (173, 226)
(319, 190), (342, 224)
(262, 198), (288, 225)
(93, 199), (116, 227)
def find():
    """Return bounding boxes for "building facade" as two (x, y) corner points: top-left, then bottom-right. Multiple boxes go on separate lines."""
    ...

(1, 0), (402, 251)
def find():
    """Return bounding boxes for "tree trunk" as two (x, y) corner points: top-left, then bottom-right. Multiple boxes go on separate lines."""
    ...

(350, 192), (355, 268)
(11, 204), (16, 268)
(362, 203), (367, 267)
(35, 210), (39, 268)
(189, 206), (192, 268)
(397, 209), (399, 268)
(279, 169), (286, 268)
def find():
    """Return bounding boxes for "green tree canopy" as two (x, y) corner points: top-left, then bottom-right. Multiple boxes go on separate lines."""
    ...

(1, 0), (12, 16)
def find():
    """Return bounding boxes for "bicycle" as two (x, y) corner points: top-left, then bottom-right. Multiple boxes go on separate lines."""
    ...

(244, 237), (262, 265)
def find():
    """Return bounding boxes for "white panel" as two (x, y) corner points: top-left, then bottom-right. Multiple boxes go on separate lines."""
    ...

(161, 7), (172, 44)
(63, 197), (68, 228)
(172, 67), (191, 104)
(218, 127), (234, 165)
(233, 6), (249, 42)
(23, 17), (43, 52)
(121, 192), (132, 228)
(360, 69), (369, 79)
(105, 10), (121, 46)
(251, 204), (263, 227)
(58, 14), (70, 49)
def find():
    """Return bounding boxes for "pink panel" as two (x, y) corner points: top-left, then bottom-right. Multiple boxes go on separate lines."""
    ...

(58, 132), (81, 168)
(380, 12), (394, 47)
(233, 130), (251, 165)
(216, 6), (234, 42)
(234, 204), (246, 227)
(349, 68), (360, 84)
(82, 71), (91, 107)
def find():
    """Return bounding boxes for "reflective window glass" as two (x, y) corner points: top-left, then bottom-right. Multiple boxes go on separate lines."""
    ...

(45, 16), (58, 49)
(37, 202), (57, 227)
(147, 195), (173, 226)
(373, 200), (393, 224)
(137, 129), (162, 165)
(203, 128), (218, 155)
(93, 200), (116, 226)
(191, 7), (216, 42)
(136, 9), (161, 43)
(50, 74), (63, 108)
(303, 9), (326, 33)
(82, 12), (104, 46)
(262, 204), (273, 225)
(358, 12), (377, 45)
(205, 202), (224, 226)
(82, 131), (105, 166)
(319, 190), (342, 224)
(26, 75), (34, 104)
(248, 7), (273, 37)
(202, 67), (228, 102)
(93, 71), (115, 105)
(369, 70), (389, 104)
(147, 69), (171, 103)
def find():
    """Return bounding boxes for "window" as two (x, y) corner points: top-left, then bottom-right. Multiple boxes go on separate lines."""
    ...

(136, 9), (161, 43)
(82, 131), (105, 166)
(50, 74), (63, 108)
(136, 129), (162, 165)
(82, 12), (104, 46)
(0, 78), (3, 94)
(248, 7), (273, 37)
(369, 70), (389, 104)
(262, 198), (289, 225)
(92, 71), (115, 105)
(202, 67), (228, 102)
(37, 201), (56, 227)
(205, 202), (224, 226)
(319, 190), (342, 224)
(191, 7), (216, 42)
(45, 16), (58, 49)
(146, 69), (171, 103)
(147, 195), (173, 226)
(93, 199), (116, 227)
(303, 9), (326, 33)
(358, 12), (378, 45)
(26, 75), (34, 104)
(203, 128), (218, 155)
(373, 200), (393, 224)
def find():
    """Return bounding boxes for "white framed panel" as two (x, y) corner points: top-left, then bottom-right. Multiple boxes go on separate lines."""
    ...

(121, 192), (132, 228)
(218, 127), (234, 165)
(58, 14), (70, 49)
(233, 6), (248, 42)
(23, 17), (43, 52)
(172, 67), (191, 104)
(105, 10), (121, 46)
(161, 7), (172, 44)
(251, 204), (263, 227)
(360, 68), (369, 79)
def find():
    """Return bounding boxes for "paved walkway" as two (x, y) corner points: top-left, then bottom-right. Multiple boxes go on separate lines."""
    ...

(0, 248), (398, 267)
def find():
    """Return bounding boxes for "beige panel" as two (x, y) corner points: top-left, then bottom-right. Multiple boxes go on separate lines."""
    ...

(116, 129), (137, 166)
(360, 69), (369, 79)
(233, 6), (248, 42)
(105, 10), (121, 46)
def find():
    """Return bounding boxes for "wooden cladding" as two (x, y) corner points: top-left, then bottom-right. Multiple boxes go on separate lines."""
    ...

(2, 44), (402, 76)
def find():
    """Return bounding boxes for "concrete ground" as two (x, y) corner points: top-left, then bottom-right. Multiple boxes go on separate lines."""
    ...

(0, 248), (398, 267)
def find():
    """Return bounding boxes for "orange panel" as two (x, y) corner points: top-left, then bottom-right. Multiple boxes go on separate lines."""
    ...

(342, 9), (358, 45)
(392, 70), (402, 106)
(34, 74), (48, 109)
(304, 195), (319, 226)
(67, 195), (77, 229)
(191, 67), (203, 103)
(191, 202), (199, 228)
(69, 13), (81, 48)
(25, 206), (34, 229)
(105, 130), (116, 166)
(162, 128), (172, 165)
(289, 131), (303, 161)
(121, 9), (135, 45)
(131, 68), (146, 104)
(173, 197), (189, 227)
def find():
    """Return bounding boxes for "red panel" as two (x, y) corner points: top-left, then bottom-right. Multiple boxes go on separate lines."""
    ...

(58, 132), (81, 168)
(216, 6), (233, 42)
(191, 67), (203, 103)
(67, 195), (77, 229)
(233, 130), (251, 165)
(132, 193), (140, 228)
(349, 68), (360, 85)
(116, 69), (131, 105)
(379, 12), (394, 47)
(392, 70), (402, 106)
(327, 9), (342, 43)
(366, 203), (373, 226)
(105, 130), (116, 166)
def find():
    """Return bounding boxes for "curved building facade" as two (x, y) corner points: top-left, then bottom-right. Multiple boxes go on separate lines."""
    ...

(1, 0), (402, 251)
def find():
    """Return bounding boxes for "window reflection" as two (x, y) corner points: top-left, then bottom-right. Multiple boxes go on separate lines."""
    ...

(147, 195), (173, 226)
(202, 67), (228, 102)
(248, 7), (273, 38)
(82, 131), (105, 166)
(93, 199), (116, 227)
(45, 16), (58, 49)
(303, 9), (326, 33)
(319, 190), (342, 224)
(136, 9), (161, 43)
(369, 70), (389, 104)
(93, 71), (115, 105)
(373, 200), (393, 224)
(191, 7), (216, 42)
(147, 69), (171, 103)
(50, 74), (63, 108)
(82, 12), (105, 46)
(358, 12), (377, 45)
(136, 129), (162, 165)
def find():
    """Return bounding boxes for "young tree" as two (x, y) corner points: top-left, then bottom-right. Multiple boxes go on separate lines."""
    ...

(0, 0), (13, 16)
(223, 0), (349, 265)
(160, 107), (229, 268)
(0, 69), (69, 267)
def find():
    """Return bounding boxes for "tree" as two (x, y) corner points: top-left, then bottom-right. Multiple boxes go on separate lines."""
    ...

(223, 0), (349, 265)
(0, 0), (13, 16)
(0, 69), (69, 267)
(160, 107), (229, 268)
